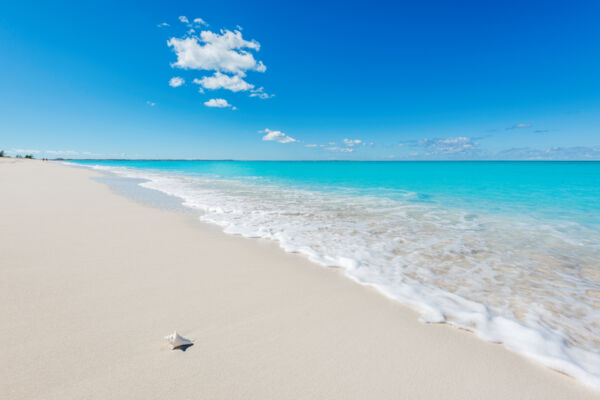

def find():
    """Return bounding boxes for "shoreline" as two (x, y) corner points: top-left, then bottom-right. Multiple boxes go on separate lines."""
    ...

(1, 158), (598, 399)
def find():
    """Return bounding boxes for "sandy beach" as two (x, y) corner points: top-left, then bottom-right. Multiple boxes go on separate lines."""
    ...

(1, 158), (598, 399)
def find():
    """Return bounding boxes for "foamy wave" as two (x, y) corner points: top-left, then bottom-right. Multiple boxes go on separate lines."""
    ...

(83, 163), (600, 390)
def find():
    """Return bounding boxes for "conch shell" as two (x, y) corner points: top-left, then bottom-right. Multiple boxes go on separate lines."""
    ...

(164, 331), (193, 349)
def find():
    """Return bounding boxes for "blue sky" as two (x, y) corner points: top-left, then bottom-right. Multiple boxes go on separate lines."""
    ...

(1, 0), (599, 160)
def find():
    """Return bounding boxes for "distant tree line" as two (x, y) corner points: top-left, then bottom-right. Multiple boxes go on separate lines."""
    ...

(0, 150), (35, 159)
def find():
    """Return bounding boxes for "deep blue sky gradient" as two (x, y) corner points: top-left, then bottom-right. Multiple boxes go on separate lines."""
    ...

(1, 0), (599, 159)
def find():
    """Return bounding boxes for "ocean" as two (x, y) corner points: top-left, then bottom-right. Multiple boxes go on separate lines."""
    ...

(71, 160), (600, 389)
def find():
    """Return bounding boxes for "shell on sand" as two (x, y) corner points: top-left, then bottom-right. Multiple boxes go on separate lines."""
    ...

(164, 331), (193, 349)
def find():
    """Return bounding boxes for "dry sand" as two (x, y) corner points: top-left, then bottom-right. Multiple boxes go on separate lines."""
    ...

(1, 158), (598, 399)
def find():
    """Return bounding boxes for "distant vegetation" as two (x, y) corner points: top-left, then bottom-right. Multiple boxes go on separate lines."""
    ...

(0, 150), (36, 159)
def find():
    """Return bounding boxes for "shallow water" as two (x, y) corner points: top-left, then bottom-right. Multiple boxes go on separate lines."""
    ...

(72, 160), (600, 390)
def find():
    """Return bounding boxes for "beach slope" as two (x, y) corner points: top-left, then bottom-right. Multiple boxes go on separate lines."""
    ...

(1, 158), (597, 399)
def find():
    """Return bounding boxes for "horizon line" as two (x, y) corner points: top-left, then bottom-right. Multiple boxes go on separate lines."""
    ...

(56, 158), (600, 162)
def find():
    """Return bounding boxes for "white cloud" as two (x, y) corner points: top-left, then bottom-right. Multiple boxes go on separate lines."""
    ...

(260, 128), (297, 143)
(167, 29), (265, 76)
(9, 148), (40, 154)
(193, 72), (253, 92)
(204, 98), (233, 108)
(495, 146), (600, 160)
(168, 76), (185, 87)
(157, 22), (170, 28)
(326, 147), (354, 153)
(249, 86), (273, 99)
(343, 138), (362, 147)
(420, 136), (476, 154)
(45, 150), (86, 156)
(166, 21), (271, 100)
(507, 123), (532, 130)
(305, 144), (317, 147)
(146, 100), (156, 107)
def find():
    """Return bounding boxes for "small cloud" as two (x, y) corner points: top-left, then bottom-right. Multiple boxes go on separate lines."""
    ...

(168, 76), (185, 87)
(343, 138), (362, 147)
(46, 150), (82, 156)
(507, 123), (532, 130)
(157, 22), (170, 28)
(178, 16), (189, 24)
(534, 129), (549, 133)
(495, 146), (600, 160)
(249, 87), (274, 99)
(204, 98), (233, 108)
(420, 136), (477, 154)
(193, 72), (253, 92)
(193, 18), (208, 26)
(260, 128), (297, 143)
(9, 148), (40, 154)
(326, 147), (354, 153)
(146, 100), (156, 107)
(305, 144), (317, 148)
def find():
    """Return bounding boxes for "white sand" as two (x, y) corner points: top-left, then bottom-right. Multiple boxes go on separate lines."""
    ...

(1, 158), (598, 399)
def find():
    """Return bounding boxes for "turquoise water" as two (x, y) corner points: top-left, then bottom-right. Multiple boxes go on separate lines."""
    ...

(72, 160), (600, 389)
(74, 161), (600, 225)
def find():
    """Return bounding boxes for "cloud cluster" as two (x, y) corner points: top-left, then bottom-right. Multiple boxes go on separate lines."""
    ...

(260, 129), (296, 143)
(168, 29), (265, 75)
(46, 150), (92, 156)
(343, 138), (362, 147)
(495, 146), (600, 160)
(9, 148), (41, 154)
(166, 17), (272, 109)
(395, 134), (600, 160)
(420, 136), (477, 154)
(325, 147), (354, 153)
(298, 138), (370, 153)
(249, 87), (273, 99)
